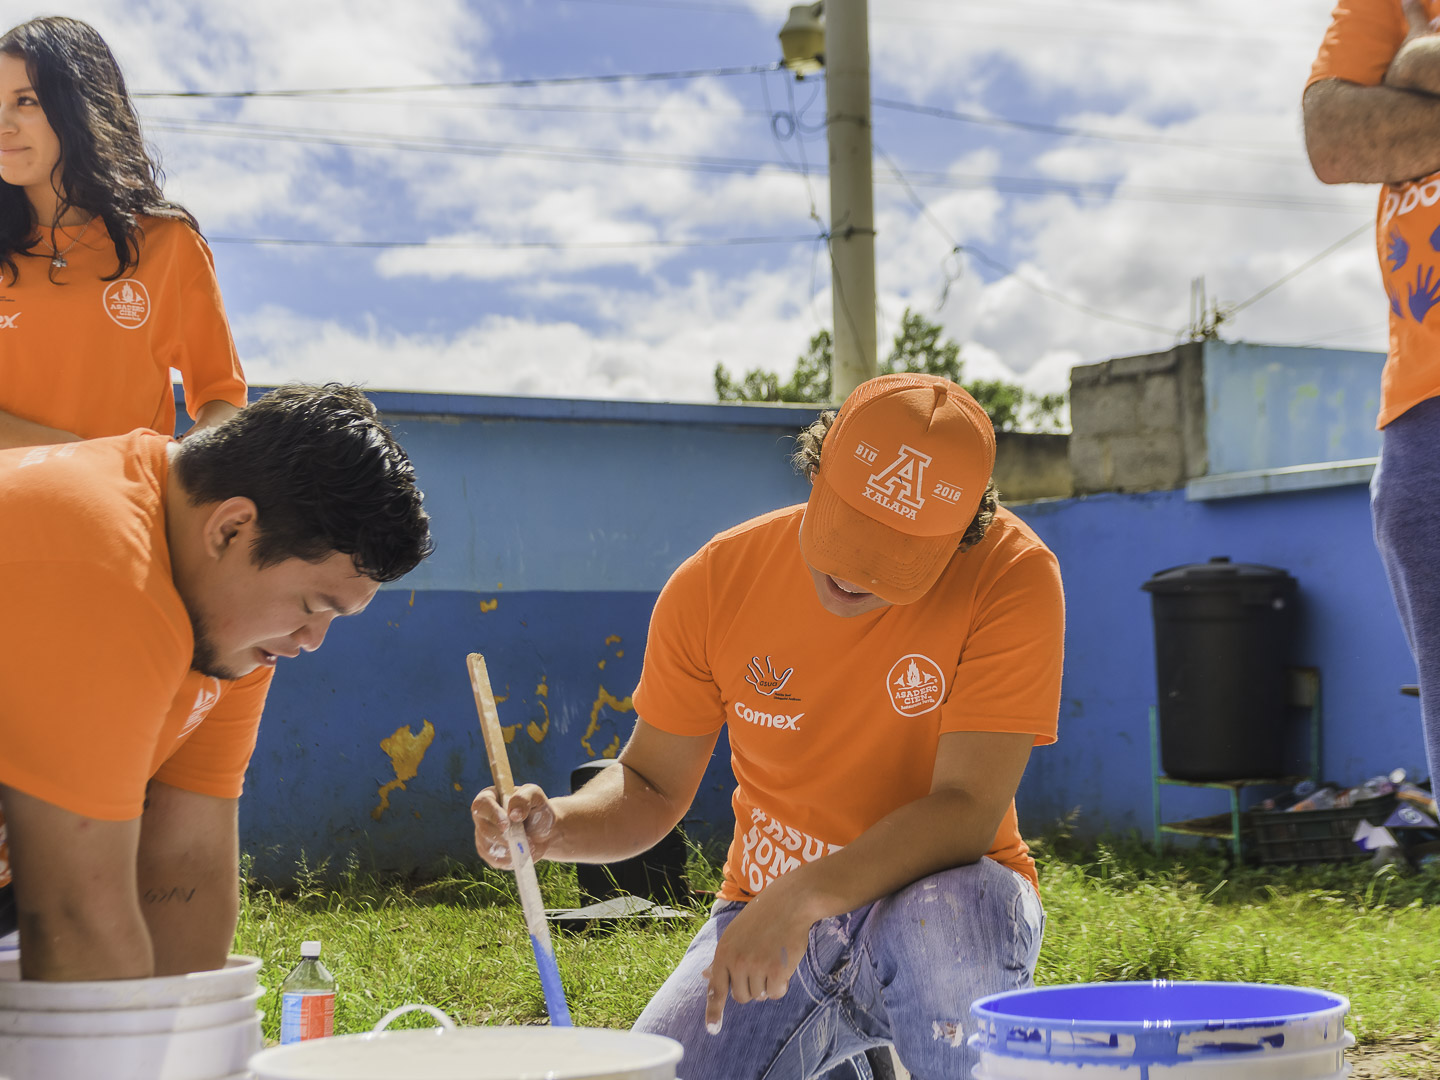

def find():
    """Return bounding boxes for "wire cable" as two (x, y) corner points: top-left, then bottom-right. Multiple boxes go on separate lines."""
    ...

(1225, 222), (1373, 318)
(133, 63), (782, 100)
(877, 142), (1207, 337)
(206, 233), (824, 251)
(871, 97), (1300, 159)
(145, 115), (1366, 216)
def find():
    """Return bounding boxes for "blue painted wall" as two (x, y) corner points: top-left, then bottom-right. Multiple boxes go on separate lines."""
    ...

(188, 382), (1422, 873)
(1203, 342), (1385, 474)
(218, 390), (823, 880)
(1013, 483), (1424, 840)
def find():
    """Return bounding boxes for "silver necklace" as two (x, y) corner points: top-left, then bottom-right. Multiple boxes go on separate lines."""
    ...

(48, 217), (94, 269)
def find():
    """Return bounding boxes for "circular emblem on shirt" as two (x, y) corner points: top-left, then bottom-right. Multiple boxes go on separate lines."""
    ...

(101, 278), (151, 329)
(886, 653), (945, 716)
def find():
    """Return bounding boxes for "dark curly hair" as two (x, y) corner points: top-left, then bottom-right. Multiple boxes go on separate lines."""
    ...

(791, 410), (999, 552)
(0, 16), (197, 283)
(174, 384), (434, 583)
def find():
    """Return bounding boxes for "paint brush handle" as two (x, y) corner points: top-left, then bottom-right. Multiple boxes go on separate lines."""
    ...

(467, 652), (573, 1027)
(505, 822), (573, 1027)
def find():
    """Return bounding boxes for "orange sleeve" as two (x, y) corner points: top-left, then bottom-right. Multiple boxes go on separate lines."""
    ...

(0, 563), (185, 820)
(169, 229), (247, 419)
(1308, 0), (1408, 89)
(152, 666), (272, 798)
(630, 548), (727, 736)
(938, 548), (1064, 745)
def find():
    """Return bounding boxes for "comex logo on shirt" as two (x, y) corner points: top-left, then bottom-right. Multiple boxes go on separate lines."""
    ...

(733, 700), (803, 731)
(0, 312), (19, 329)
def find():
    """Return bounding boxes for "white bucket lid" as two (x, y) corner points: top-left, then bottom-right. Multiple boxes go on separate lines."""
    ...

(248, 1026), (684, 1080)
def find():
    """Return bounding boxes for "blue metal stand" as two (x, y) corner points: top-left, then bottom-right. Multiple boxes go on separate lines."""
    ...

(1150, 667), (1321, 862)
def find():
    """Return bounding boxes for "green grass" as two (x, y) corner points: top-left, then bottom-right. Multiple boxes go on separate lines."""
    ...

(234, 836), (1440, 1047)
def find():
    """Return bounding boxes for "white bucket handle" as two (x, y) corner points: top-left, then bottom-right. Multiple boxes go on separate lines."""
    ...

(372, 1003), (459, 1033)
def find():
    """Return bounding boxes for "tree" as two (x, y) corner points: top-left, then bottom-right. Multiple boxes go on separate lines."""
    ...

(715, 309), (1066, 431)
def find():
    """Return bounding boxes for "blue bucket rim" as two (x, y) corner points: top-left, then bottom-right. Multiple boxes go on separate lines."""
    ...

(970, 980), (1350, 1034)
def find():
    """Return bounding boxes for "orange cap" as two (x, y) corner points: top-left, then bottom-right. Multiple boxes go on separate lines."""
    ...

(800, 373), (995, 604)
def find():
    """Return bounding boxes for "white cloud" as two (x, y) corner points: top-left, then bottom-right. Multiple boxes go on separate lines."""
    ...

(10, 0), (1394, 412)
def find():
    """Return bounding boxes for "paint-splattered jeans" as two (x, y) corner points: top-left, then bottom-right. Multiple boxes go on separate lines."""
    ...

(633, 856), (1044, 1080)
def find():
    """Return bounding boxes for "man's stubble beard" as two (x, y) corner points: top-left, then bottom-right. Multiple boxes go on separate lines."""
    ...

(185, 600), (244, 681)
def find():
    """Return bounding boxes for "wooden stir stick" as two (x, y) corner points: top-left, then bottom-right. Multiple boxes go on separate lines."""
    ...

(467, 652), (573, 1026)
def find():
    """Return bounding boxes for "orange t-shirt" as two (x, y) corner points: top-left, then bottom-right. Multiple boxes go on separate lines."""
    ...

(0, 215), (247, 440)
(0, 431), (271, 885)
(631, 504), (1064, 901)
(1309, 0), (1440, 427)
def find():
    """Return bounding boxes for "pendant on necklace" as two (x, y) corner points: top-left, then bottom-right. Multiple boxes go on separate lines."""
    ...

(50, 254), (66, 269)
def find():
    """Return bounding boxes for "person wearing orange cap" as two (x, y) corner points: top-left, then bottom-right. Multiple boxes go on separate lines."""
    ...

(472, 373), (1064, 1080)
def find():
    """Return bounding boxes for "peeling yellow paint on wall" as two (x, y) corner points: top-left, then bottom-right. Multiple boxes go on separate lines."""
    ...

(582, 686), (634, 757)
(480, 598), (499, 613)
(527, 676), (551, 743)
(408, 590), (415, 607)
(372, 719), (436, 820)
(604, 635), (621, 646)
(598, 659), (606, 670)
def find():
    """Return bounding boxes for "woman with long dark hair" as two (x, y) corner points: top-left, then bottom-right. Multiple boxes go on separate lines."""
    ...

(0, 16), (247, 449)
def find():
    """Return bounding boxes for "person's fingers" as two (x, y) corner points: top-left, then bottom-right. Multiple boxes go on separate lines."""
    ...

(703, 963), (729, 1034)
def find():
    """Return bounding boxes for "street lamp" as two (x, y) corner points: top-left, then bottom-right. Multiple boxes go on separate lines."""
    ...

(779, 3), (824, 77)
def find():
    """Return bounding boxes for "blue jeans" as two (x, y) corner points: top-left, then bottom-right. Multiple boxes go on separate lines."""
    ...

(1373, 394), (1440, 784)
(633, 857), (1045, 1080)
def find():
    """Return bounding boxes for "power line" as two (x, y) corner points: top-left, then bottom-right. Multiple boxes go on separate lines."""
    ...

(551, 0), (1302, 44)
(207, 233), (823, 251)
(874, 144), (1175, 336)
(132, 63), (781, 100)
(146, 115), (1366, 216)
(871, 98), (1300, 159)
(1226, 222), (1373, 318)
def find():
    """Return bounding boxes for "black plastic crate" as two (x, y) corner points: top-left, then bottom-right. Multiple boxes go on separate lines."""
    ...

(1249, 794), (1398, 864)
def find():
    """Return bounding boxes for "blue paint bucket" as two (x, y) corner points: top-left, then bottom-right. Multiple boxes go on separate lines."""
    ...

(969, 981), (1351, 1079)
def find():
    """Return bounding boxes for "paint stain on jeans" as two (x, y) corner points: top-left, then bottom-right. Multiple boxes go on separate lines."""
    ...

(932, 1019), (965, 1047)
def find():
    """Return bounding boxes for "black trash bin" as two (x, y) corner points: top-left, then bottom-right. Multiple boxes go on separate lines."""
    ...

(570, 759), (688, 903)
(1141, 557), (1297, 782)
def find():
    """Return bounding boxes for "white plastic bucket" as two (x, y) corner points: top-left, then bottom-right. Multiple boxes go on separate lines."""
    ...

(0, 955), (261, 1011)
(0, 986), (264, 1036)
(0, 1012), (262, 1080)
(969, 981), (1352, 1080)
(248, 1004), (684, 1080)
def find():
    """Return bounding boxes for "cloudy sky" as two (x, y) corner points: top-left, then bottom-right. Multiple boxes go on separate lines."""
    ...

(21, 0), (1379, 411)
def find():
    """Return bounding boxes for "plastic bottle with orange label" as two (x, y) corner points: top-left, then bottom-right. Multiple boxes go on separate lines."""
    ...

(279, 940), (335, 1044)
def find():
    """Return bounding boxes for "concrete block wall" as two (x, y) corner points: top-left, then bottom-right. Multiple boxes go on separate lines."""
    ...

(1068, 342), (1208, 494)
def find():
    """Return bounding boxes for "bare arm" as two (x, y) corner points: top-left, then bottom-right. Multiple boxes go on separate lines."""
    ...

(703, 729), (1034, 1027)
(183, 399), (241, 439)
(0, 785), (152, 981)
(0, 409), (82, 451)
(471, 719), (718, 867)
(136, 782), (239, 975)
(1304, 77), (1440, 184)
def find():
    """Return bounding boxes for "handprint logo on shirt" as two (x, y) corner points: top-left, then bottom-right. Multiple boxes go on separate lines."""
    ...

(1390, 285), (1403, 318)
(1407, 264), (1440, 323)
(745, 655), (795, 697)
(1388, 228), (1410, 273)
